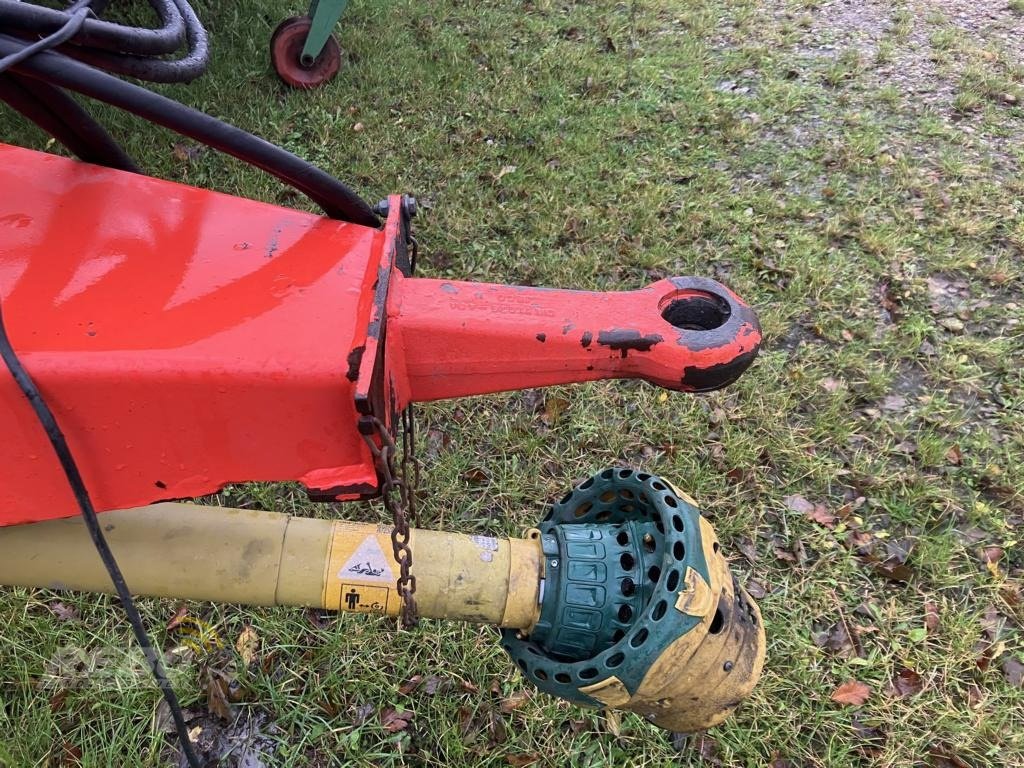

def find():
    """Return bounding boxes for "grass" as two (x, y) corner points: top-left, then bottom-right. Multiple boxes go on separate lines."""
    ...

(1, 0), (1023, 766)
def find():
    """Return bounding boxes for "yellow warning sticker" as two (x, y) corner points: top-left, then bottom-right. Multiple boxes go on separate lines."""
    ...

(323, 522), (401, 615)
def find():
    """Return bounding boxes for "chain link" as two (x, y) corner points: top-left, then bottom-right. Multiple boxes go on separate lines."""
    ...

(361, 409), (419, 628)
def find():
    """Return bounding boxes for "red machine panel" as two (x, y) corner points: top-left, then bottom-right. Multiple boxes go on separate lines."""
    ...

(0, 144), (390, 525)
(1, 145), (762, 527)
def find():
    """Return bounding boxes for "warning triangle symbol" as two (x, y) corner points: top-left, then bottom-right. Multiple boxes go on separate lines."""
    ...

(338, 536), (394, 584)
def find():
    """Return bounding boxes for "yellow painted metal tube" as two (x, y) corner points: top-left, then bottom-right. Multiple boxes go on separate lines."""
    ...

(0, 504), (543, 631)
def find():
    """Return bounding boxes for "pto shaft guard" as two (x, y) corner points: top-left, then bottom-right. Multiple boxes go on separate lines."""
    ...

(0, 470), (764, 732)
(503, 468), (765, 732)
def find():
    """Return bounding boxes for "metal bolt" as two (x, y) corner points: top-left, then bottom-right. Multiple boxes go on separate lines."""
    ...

(372, 199), (389, 217)
(402, 194), (418, 218)
(550, 559), (559, 568)
(723, 660), (734, 672)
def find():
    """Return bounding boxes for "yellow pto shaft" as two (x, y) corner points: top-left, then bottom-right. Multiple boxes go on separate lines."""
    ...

(0, 503), (544, 630)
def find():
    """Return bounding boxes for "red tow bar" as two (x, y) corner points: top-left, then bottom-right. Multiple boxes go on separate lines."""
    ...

(0, 144), (760, 525)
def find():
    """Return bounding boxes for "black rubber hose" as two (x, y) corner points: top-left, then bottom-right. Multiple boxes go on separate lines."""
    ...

(0, 73), (139, 172)
(0, 0), (184, 56)
(55, 0), (209, 83)
(0, 35), (379, 226)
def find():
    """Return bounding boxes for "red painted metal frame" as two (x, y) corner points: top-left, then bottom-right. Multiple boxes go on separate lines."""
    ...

(0, 144), (761, 526)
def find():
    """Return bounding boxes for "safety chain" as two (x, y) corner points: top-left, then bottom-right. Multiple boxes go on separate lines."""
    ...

(361, 407), (420, 628)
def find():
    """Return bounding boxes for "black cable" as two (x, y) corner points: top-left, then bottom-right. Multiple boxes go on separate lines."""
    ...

(0, 4), (90, 73)
(0, 35), (379, 226)
(0, 303), (203, 768)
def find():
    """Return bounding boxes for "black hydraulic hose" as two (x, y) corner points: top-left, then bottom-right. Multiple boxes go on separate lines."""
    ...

(55, 0), (208, 84)
(0, 0), (184, 56)
(0, 35), (380, 226)
(0, 73), (139, 172)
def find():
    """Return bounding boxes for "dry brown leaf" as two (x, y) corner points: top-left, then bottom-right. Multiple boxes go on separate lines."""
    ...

(783, 494), (815, 514)
(399, 675), (423, 695)
(235, 625), (259, 668)
(506, 755), (541, 767)
(603, 708), (622, 737)
(380, 707), (413, 733)
(890, 668), (923, 698)
(47, 601), (78, 622)
(1003, 656), (1024, 688)
(830, 680), (871, 706)
(499, 691), (530, 714)
(205, 669), (233, 721)
(541, 395), (570, 426)
(925, 601), (940, 633)
(945, 445), (963, 465)
(166, 604), (189, 631)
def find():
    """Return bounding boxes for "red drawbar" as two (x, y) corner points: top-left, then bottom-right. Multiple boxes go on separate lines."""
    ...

(0, 144), (761, 526)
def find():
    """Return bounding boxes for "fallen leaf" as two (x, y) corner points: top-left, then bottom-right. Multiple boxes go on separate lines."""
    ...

(460, 678), (480, 694)
(1003, 657), (1024, 688)
(925, 601), (940, 633)
(506, 755), (540, 767)
(813, 622), (856, 658)
(423, 675), (446, 695)
(603, 708), (621, 737)
(499, 691), (530, 714)
(928, 746), (972, 768)
(48, 601), (78, 622)
(980, 605), (1003, 642)
(166, 604), (189, 631)
(236, 625), (259, 668)
(851, 716), (886, 757)
(399, 674), (423, 696)
(745, 579), (767, 599)
(205, 668), (233, 721)
(457, 705), (478, 739)
(830, 680), (871, 706)
(736, 536), (759, 563)
(890, 668), (923, 698)
(980, 546), (1003, 564)
(945, 445), (963, 465)
(783, 494), (816, 515)
(807, 505), (838, 528)
(880, 394), (907, 412)
(351, 702), (374, 726)
(487, 708), (508, 746)
(462, 468), (489, 485)
(380, 707), (413, 733)
(541, 395), (570, 426)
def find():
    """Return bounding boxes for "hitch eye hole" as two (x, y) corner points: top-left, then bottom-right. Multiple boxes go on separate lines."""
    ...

(660, 290), (731, 331)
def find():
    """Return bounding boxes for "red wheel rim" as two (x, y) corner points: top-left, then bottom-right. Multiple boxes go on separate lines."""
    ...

(270, 16), (342, 89)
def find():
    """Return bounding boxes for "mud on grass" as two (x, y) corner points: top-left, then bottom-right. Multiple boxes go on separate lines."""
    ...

(1, 0), (1023, 766)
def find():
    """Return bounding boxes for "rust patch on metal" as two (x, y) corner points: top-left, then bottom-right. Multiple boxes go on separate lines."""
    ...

(536, 332), (547, 342)
(581, 331), (593, 348)
(346, 345), (365, 382)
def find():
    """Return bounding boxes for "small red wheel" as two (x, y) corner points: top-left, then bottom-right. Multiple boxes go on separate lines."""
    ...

(270, 16), (342, 89)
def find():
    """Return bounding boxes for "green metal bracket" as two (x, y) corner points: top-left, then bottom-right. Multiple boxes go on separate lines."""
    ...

(301, 0), (350, 65)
